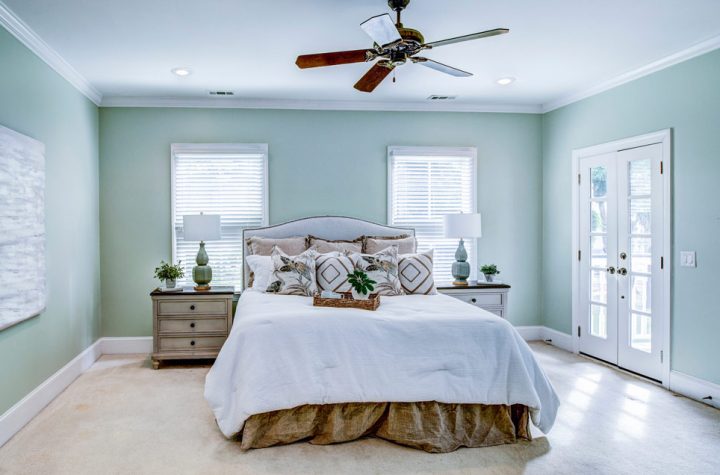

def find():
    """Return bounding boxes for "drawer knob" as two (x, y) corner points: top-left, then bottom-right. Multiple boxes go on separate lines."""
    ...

(190, 305), (196, 310)
(190, 340), (196, 346)
(190, 322), (196, 328)
(471, 298), (477, 303)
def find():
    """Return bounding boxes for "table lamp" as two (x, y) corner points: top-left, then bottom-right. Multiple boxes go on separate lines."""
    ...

(443, 213), (482, 286)
(183, 213), (221, 291)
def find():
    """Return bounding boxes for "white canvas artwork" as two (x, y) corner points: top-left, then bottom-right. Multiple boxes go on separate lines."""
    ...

(0, 125), (46, 330)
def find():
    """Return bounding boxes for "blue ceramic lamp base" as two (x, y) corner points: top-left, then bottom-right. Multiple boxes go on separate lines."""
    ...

(451, 238), (470, 286)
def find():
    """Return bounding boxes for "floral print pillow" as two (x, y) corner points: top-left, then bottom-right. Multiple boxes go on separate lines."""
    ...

(266, 247), (318, 296)
(349, 246), (404, 296)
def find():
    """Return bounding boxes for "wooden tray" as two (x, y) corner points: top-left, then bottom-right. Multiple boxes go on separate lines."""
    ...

(313, 292), (380, 311)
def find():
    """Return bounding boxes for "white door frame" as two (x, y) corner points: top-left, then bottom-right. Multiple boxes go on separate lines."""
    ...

(571, 129), (672, 387)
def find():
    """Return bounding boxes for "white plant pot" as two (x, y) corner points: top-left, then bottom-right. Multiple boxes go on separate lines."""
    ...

(351, 288), (370, 300)
(165, 278), (176, 289)
(483, 274), (494, 282)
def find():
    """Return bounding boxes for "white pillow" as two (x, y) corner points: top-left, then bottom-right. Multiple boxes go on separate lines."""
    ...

(246, 255), (273, 291)
(398, 250), (437, 295)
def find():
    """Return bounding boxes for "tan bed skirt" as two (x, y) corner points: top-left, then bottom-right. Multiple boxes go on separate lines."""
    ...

(239, 402), (531, 453)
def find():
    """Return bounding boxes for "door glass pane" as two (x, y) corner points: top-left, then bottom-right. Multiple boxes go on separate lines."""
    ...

(631, 313), (652, 353)
(591, 236), (608, 267)
(630, 198), (651, 234)
(631, 275), (651, 313)
(591, 304), (608, 339)
(591, 270), (607, 304)
(629, 159), (651, 196)
(591, 166), (607, 198)
(591, 201), (607, 233)
(630, 237), (652, 273)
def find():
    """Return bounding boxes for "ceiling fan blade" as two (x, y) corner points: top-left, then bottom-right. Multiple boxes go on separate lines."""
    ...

(354, 62), (395, 93)
(296, 49), (373, 69)
(361, 13), (402, 47)
(425, 28), (509, 49)
(413, 57), (472, 77)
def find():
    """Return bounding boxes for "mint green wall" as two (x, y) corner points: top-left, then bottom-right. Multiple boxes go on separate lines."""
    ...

(542, 49), (720, 384)
(99, 108), (542, 336)
(0, 28), (100, 413)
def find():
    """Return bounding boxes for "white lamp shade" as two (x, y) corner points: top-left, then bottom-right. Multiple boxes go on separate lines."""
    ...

(183, 214), (221, 241)
(444, 213), (482, 238)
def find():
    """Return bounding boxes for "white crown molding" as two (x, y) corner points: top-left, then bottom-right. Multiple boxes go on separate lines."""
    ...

(542, 34), (720, 113)
(0, 1), (102, 105)
(100, 95), (542, 114)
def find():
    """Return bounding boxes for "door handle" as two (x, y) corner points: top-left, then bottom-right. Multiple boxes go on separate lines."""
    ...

(618, 267), (628, 276)
(606, 266), (616, 274)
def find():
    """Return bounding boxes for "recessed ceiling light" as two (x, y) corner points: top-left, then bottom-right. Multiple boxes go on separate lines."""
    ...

(171, 67), (192, 77)
(496, 77), (515, 86)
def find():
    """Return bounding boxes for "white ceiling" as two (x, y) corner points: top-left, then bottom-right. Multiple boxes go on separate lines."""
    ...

(4, 0), (720, 110)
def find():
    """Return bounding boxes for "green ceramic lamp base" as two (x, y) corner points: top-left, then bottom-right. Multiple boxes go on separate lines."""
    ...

(193, 241), (213, 291)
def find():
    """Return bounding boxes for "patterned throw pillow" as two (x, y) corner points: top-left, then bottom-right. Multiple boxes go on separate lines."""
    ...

(307, 236), (363, 254)
(363, 235), (416, 254)
(266, 247), (318, 296)
(399, 250), (437, 295)
(349, 246), (404, 296)
(315, 252), (354, 293)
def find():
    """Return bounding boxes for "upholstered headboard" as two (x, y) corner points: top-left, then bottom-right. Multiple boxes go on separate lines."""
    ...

(241, 216), (414, 289)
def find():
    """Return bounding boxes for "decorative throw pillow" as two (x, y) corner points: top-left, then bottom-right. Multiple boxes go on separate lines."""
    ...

(349, 246), (404, 296)
(246, 236), (307, 256)
(307, 235), (363, 254)
(363, 235), (416, 254)
(245, 255), (273, 291)
(315, 252), (354, 293)
(266, 247), (318, 296)
(398, 250), (437, 295)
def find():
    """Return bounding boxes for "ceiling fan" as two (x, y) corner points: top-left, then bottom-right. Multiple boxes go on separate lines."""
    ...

(295, 0), (509, 93)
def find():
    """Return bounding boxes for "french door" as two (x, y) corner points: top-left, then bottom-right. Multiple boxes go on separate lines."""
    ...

(578, 143), (665, 381)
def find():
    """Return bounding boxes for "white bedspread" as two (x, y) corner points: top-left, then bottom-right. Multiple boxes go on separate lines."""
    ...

(205, 291), (560, 438)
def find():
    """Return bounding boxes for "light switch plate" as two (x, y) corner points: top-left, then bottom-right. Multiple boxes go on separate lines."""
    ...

(680, 251), (696, 267)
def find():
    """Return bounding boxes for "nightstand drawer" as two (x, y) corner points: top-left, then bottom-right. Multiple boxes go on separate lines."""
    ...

(158, 317), (227, 334)
(158, 336), (227, 352)
(450, 292), (503, 307)
(157, 299), (228, 316)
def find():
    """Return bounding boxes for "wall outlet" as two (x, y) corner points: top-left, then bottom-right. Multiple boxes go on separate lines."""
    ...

(680, 251), (696, 267)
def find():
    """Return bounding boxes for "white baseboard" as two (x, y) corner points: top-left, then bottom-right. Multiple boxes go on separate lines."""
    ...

(0, 339), (102, 448)
(539, 327), (574, 352)
(100, 336), (153, 355)
(669, 370), (720, 410)
(514, 325), (543, 341)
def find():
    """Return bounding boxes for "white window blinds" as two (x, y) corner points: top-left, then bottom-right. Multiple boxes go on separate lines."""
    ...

(172, 144), (268, 289)
(388, 147), (477, 281)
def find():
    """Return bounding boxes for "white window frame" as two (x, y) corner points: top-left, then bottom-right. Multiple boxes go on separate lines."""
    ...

(387, 145), (478, 279)
(170, 143), (269, 290)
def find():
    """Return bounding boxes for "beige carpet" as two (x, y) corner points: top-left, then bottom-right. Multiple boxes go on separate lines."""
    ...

(0, 343), (718, 475)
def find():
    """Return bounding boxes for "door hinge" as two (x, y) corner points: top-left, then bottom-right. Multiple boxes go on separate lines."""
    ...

(661, 256), (664, 269)
(577, 325), (581, 337)
(578, 250), (582, 261)
(578, 173), (581, 185)
(660, 161), (664, 174)
(661, 350), (664, 363)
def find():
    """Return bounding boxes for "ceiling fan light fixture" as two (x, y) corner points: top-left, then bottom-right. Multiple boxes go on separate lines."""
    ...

(171, 67), (192, 77)
(496, 77), (515, 86)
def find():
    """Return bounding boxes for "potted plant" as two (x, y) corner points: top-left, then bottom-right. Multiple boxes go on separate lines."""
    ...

(480, 264), (500, 283)
(154, 260), (185, 289)
(347, 270), (376, 301)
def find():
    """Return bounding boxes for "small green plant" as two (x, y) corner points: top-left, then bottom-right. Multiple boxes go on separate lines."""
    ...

(480, 264), (500, 276)
(347, 270), (376, 296)
(154, 260), (185, 281)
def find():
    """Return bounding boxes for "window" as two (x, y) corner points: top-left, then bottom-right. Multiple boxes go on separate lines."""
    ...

(171, 144), (268, 289)
(388, 146), (477, 280)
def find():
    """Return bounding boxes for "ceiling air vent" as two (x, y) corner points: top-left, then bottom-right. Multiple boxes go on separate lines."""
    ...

(427, 95), (457, 101)
(209, 91), (235, 96)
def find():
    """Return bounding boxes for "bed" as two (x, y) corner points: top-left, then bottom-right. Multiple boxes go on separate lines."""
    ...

(204, 216), (559, 453)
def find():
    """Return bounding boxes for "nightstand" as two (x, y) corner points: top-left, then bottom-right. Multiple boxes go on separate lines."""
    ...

(150, 286), (234, 369)
(437, 282), (511, 319)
